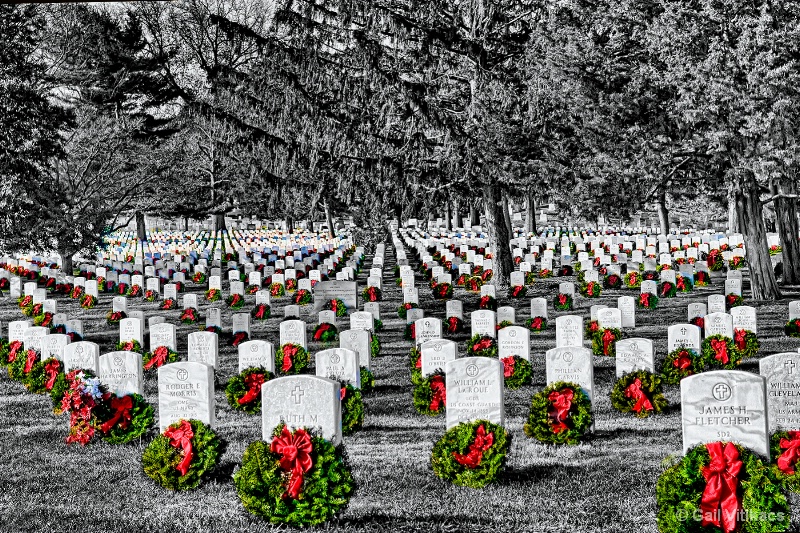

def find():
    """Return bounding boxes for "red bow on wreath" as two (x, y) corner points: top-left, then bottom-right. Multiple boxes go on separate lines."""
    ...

(237, 373), (265, 405)
(452, 424), (495, 468)
(778, 431), (800, 475)
(231, 332), (247, 347)
(100, 395), (133, 433)
(282, 345), (299, 372)
(673, 351), (692, 371)
(472, 338), (493, 353)
(447, 317), (461, 333)
(700, 442), (743, 533)
(181, 308), (196, 321)
(601, 329), (616, 355)
(144, 346), (169, 370)
(548, 389), (573, 434)
(558, 294), (567, 306)
(479, 296), (491, 307)
(271, 426), (313, 500)
(429, 375), (446, 411)
(6, 340), (22, 363)
(164, 420), (194, 477)
(778, 431), (800, 476)
(24, 349), (37, 373)
(733, 329), (747, 351)
(122, 341), (135, 352)
(640, 293), (650, 306)
(711, 339), (729, 364)
(530, 317), (543, 330)
(502, 356), (516, 378)
(624, 378), (653, 413)
(314, 323), (331, 341)
(44, 360), (61, 390)
(254, 305), (268, 320)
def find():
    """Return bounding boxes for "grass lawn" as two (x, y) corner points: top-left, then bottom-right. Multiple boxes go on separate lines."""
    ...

(1, 246), (799, 533)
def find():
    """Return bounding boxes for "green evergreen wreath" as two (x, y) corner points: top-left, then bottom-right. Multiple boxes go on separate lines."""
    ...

(553, 293), (573, 311)
(658, 281), (677, 298)
(397, 302), (418, 319)
(340, 384), (364, 435)
(360, 367), (375, 393)
(115, 339), (143, 354)
(656, 442), (790, 533)
(23, 357), (61, 395)
(234, 424), (355, 527)
(275, 344), (310, 375)
(142, 420), (223, 491)
(579, 281), (602, 298)
(370, 335), (381, 358)
(501, 356), (532, 390)
(770, 431), (800, 494)
(733, 329), (759, 360)
(225, 368), (274, 414)
(409, 347), (422, 385)
(661, 348), (704, 385)
(784, 319), (800, 338)
(413, 372), (447, 416)
(637, 292), (659, 309)
(373, 318), (384, 332)
(524, 381), (593, 445)
(525, 316), (547, 333)
(8, 348), (38, 382)
(701, 335), (741, 370)
(431, 420), (510, 489)
(466, 334), (498, 358)
(591, 328), (623, 357)
(94, 393), (154, 444)
(610, 371), (668, 418)
(143, 346), (180, 371)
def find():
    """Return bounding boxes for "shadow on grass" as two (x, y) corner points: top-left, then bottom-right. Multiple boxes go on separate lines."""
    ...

(495, 463), (581, 485)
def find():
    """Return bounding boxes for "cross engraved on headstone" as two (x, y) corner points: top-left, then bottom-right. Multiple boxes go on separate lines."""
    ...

(466, 364), (479, 377)
(681, 327), (687, 335)
(786, 360), (797, 374)
(713, 383), (731, 401)
(291, 385), (305, 404)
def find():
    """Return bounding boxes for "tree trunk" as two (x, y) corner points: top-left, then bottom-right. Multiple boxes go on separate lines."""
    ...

(452, 198), (461, 229)
(136, 211), (147, 241)
(736, 177), (780, 300)
(656, 191), (669, 236)
(470, 203), (479, 227)
(324, 199), (335, 238)
(502, 191), (513, 238)
(728, 189), (740, 234)
(286, 216), (294, 234)
(775, 179), (800, 284)
(525, 194), (537, 234)
(445, 200), (452, 231)
(183, 217), (189, 231)
(213, 213), (226, 232)
(482, 181), (513, 288)
(59, 250), (74, 276)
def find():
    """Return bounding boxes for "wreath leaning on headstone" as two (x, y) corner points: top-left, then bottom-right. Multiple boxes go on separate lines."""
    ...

(234, 424), (355, 527)
(524, 381), (592, 445)
(430, 420), (510, 489)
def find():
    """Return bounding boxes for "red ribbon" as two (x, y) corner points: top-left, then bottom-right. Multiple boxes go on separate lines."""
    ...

(122, 341), (135, 352)
(733, 329), (747, 351)
(270, 426), (313, 499)
(237, 373), (265, 405)
(313, 323), (330, 341)
(548, 389), (573, 433)
(530, 317), (543, 330)
(661, 283), (672, 297)
(144, 346), (169, 370)
(181, 308), (196, 321)
(44, 360), (61, 390)
(700, 442), (743, 533)
(24, 349), (37, 373)
(100, 395), (133, 433)
(282, 344), (299, 372)
(340, 387), (346, 400)
(502, 356), (515, 378)
(673, 350), (692, 371)
(624, 378), (653, 413)
(602, 329), (615, 355)
(558, 294), (567, 306)
(472, 338), (493, 353)
(711, 339), (729, 364)
(164, 420), (194, 477)
(640, 293), (650, 307)
(254, 305), (267, 320)
(479, 296), (491, 308)
(232, 332), (247, 347)
(588, 321), (599, 333)
(512, 286), (523, 297)
(452, 425), (495, 468)
(6, 340), (22, 363)
(778, 431), (800, 475)
(587, 282), (595, 296)
(677, 277), (685, 290)
(429, 375), (446, 411)
(447, 317), (461, 333)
